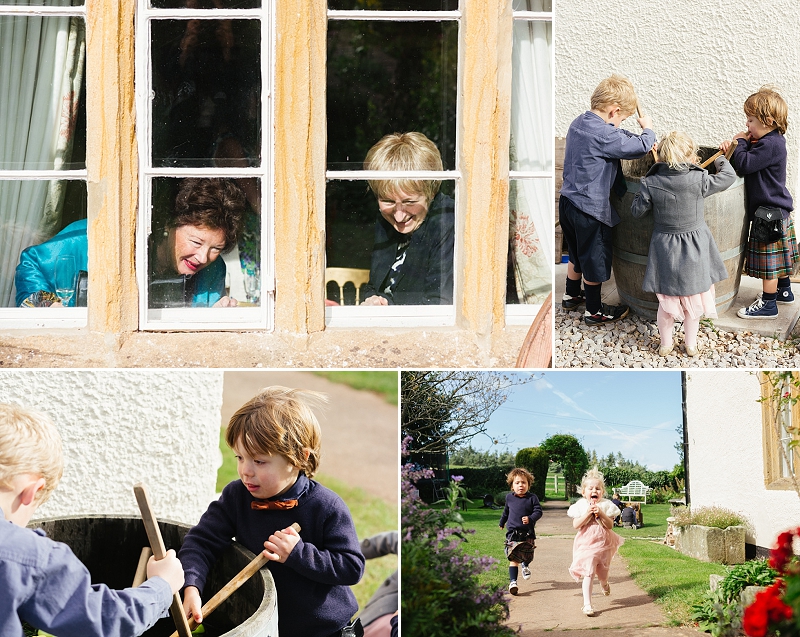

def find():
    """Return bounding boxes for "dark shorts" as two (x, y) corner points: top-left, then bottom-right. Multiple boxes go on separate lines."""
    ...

(559, 196), (613, 283)
(745, 217), (800, 279)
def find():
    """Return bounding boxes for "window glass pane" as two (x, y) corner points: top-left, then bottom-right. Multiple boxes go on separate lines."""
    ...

(327, 20), (457, 170)
(149, 176), (260, 308)
(326, 179), (455, 306)
(151, 19), (261, 168)
(6, 179), (88, 307)
(507, 179), (551, 304)
(512, 0), (552, 11)
(151, 0), (259, 8)
(329, 0), (458, 9)
(0, 15), (86, 170)
(510, 19), (552, 172)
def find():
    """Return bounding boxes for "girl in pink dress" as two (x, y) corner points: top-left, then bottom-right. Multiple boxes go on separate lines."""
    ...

(567, 468), (623, 616)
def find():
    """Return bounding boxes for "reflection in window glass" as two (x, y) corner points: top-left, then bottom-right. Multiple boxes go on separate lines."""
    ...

(326, 178), (455, 306)
(329, 0), (458, 9)
(8, 180), (88, 308)
(149, 177), (260, 308)
(151, 0), (259, 8)
(507, 179), (551, 304)
(150, 19), (261, 168)
(512, 0), (552, 11)
(0, 15), (86, 170)
(327, 20), (457, 171)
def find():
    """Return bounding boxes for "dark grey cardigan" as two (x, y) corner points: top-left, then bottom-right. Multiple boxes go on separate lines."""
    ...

(630, 157), (736, 297)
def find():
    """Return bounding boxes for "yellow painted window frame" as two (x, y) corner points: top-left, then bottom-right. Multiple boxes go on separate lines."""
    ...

(760, 372), (800, 490)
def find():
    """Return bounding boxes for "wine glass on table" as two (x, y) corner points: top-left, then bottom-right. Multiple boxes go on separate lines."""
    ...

(244, 267), (260, 305)
(55, 255), (77, 307)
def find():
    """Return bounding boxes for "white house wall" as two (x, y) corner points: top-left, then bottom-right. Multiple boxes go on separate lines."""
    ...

(685, 371), (800, 550)
(0, 370), (223, 526)
(555, 0), (800, 202)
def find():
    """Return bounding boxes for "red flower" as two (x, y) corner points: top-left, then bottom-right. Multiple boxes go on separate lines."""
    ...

(744, 582), (793, 637)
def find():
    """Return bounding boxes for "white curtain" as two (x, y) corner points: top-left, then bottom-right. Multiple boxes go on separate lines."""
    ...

(509, 0), (552, 304)
(0, 1), (85, 307)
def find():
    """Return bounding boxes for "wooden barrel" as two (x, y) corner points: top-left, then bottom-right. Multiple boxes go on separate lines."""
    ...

(610, 155), (748, 320)
(32, 516), (279, 637)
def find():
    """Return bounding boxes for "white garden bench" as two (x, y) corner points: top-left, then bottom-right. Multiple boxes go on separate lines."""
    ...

(617, 480), (652, 504)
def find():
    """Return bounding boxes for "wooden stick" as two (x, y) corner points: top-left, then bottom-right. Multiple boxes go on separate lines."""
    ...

(636, 104), (659, 163)
(132, 547), (153, 588)
(133, 483), (193, 637)
(169, 522), (302, 637)
(699, 150), (724, 169)
(725, 142), (737, 161)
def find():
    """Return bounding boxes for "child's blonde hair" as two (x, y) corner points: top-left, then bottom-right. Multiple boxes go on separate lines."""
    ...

(507, 467), (534, 488)
(657, 131), (699, 170)
(364, 132), (443, 204)
(0, 403), (63, 505)
(226, 387), (326, 479)
(580, 467), (606, 493)
(744, 85), (788, 135)
(590, 74), (638, 116)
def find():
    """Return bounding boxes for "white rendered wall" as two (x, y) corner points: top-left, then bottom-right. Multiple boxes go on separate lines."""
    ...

(0, 370), (223, 526)
(556, 0), (800, 201)
(685, 371), (800, 550)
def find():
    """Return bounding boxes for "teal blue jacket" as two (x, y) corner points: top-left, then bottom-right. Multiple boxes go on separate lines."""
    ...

(15, 219), (226, 307)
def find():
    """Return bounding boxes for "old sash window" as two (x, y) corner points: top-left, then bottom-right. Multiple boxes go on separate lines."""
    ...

(135, 0), (273, 330)
(324, 4), (459, 327)
(761, 373), (800, 489)
(506, 0), (553, 325)
(0, 1), (87, 328)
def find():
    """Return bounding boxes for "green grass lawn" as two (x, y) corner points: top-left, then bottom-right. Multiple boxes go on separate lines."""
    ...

(312, 371), (398, 405)
(619, 540), (726, 625)
(616, 503), (671, 539)
(216, 429), (397, 610)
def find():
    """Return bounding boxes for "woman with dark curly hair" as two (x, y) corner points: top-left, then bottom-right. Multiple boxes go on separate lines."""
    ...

(15, 178), (245, 308)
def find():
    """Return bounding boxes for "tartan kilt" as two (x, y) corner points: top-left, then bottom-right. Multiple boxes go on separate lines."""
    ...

(504, 536), (535, 563)
(744, 217), (800, 279)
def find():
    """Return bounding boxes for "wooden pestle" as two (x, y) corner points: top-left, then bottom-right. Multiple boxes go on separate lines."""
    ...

(168, 522), (302, 637)
(132, 547), (153, 588)
(133, 483), (193, 637)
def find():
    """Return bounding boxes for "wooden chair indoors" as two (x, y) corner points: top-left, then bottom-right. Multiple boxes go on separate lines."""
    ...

(325, 267), (370, 305)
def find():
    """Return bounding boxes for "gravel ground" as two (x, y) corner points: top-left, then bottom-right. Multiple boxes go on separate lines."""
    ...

(555, 305), (800, 368)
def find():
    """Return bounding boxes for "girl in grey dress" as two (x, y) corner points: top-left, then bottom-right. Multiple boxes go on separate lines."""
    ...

(631, 132), (736, 357)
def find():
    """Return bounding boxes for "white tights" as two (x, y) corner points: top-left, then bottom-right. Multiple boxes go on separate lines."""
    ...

(657, 305), (700, 349)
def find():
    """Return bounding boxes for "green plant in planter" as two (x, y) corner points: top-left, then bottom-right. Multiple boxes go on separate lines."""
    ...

(692, 560), (778, 636)
(673, 506), (748, 530)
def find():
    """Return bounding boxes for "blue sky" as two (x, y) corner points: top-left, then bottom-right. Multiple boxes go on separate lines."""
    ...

(471, 371), (683, 471)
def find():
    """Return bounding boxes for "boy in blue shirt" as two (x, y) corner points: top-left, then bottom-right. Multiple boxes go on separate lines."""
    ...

(499, 467), (542, 595)
(560, 74), (657, 325)
(0, 403), (184, 637)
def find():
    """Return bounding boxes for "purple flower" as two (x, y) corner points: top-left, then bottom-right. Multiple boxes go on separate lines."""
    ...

(451, 475), (464, 482)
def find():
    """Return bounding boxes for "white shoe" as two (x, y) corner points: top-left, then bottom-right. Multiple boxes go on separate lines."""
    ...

(509, 580), (519, 595)
(521, 564), (531, 580)
(582, 604), (595, 616)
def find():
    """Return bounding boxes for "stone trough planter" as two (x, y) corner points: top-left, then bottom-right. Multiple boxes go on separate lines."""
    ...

(31, 515), (278, 637)
(674, 523), (746, 564)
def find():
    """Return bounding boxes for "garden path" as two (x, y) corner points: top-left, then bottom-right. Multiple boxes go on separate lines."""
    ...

(505, 500), (700, 637)
(221, 371), (398, 506)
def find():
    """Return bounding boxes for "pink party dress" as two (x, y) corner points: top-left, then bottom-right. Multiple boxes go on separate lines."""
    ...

(567, 498), (624, 582)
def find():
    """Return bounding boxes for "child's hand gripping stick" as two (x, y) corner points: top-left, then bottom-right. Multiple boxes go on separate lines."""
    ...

(636, 103), (658, 163)
(133, 483), (193, 637)
(169, 522), (302, 637)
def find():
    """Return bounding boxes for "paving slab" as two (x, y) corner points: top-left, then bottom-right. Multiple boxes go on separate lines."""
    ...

(555, 263), (800, 339)
(505, 501), (697, 637)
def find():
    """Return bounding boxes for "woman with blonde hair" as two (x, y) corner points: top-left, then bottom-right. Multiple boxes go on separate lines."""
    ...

(631, 131), (736, 357)
(360, 132), (455, 306)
